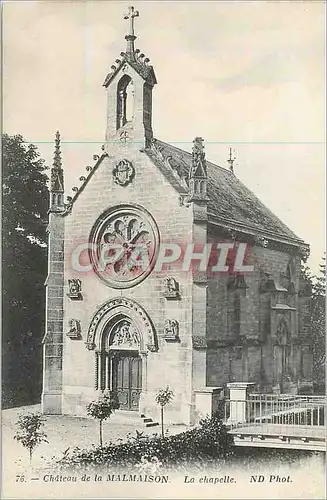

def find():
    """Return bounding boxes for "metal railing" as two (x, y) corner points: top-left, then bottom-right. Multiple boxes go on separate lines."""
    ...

(224, 394), (325, 430)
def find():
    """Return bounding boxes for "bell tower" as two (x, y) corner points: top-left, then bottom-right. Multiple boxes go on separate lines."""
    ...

(103, 6), (157, 148)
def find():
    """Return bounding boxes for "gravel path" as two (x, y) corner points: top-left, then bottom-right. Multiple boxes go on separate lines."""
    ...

(2, 404), (187, 472)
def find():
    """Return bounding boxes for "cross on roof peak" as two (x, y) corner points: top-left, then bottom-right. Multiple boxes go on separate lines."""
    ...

(227, 146), (236, 174)
(124, 6), (139, 38)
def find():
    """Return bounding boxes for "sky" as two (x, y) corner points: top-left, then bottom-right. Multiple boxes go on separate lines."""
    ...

(3, 1), (325, 273)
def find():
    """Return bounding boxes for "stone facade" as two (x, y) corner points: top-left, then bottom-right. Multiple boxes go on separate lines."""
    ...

(41, 12), (313, 424)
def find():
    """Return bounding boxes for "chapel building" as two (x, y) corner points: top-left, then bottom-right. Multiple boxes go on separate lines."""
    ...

(42, 8), (313, 424)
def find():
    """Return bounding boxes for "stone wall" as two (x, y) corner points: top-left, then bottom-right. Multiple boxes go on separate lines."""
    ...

(61, 145), (194, 424)
(205, 226), (309, 393)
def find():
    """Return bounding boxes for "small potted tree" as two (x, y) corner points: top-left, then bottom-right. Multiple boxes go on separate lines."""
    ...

(155, 386), (174, 438)
(14, 413), (48, 463)
(86, 391), (120, 447)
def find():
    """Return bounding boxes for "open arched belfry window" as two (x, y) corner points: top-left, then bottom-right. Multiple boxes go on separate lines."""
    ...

(116, 75), (134, 130)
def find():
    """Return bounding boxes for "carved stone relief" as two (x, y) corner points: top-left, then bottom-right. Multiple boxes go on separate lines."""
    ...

(163, 277), (180, 299)
(66, 319), (81, 340)
(163, 319), (180, 342)
(67, 279), (82, 300)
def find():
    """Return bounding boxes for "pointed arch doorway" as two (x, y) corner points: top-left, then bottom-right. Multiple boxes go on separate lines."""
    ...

(87, 297), (158, 413)
(105, 318), (142, 411)
(99, 315), (142, 411)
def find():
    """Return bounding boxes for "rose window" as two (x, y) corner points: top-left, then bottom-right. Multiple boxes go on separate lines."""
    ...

(89, 205), (159, 288)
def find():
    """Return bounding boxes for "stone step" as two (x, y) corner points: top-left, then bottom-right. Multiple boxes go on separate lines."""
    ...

(110, 410), (160, 428)
(145, 421), (159, 428)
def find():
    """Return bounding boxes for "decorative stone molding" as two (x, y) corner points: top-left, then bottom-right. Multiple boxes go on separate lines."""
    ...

(179, 194), (191, 207)
(192, 335), (207, 349)
(119, 130), (130, 143)
(206, 337), (256, 349)
(67, 279), (82, 300)
(103, 46), (157, 88)
(86, 297), (158, 352)
(227, 275), (248, 291)
(66, 319), (81, 340)
(299, 245), (310, 263)
(147, 344), (157, 352)
(209, 218), (309, 259)
(61, 153), (108, 217)
(163, 277), (180, 299)
(192, 270), (207, 285)
(253, 235), (269, 248)
(163, 319), (180, 342)
(146, 138), (189, 189)
(112, 159), (135, 186)
(85, 341), (96, 351)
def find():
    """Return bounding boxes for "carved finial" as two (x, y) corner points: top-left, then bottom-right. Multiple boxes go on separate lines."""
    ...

(190, 137), (206, 178)
(124, 6), (139, 53)
(50, 130), (64, 195)
(227, 146), (236, 174)
(53, 130), (61, 167)
(188, 137), (208, 202)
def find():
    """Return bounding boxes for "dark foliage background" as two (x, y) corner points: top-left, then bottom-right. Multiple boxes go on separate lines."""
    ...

(301, 255), (326, 393)
(2, 133), (49, 408)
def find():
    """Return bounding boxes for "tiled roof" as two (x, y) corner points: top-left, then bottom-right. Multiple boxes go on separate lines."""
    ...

(146, 139), (305, 245)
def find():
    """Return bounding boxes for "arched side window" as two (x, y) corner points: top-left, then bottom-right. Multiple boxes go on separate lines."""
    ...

(276, 316), (291, 377)
(116, 75), (134, 130)
(227, 276), (247, 339)
(227, 290), (241, 338)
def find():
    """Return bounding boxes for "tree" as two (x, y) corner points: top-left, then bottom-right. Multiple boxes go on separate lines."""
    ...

(155, 386), (174, 438)
(300, 256), (326, 391)
(14, 413), (48, 463)
(311, 255), (326, 389)
(2, 134), (49, 407)
(86, 392), (120, 447)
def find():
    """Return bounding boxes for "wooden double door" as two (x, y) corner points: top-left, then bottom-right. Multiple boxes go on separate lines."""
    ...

(112, 353), (142, 411)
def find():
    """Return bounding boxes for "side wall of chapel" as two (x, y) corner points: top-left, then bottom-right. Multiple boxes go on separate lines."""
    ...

(205, 226), (312, 394)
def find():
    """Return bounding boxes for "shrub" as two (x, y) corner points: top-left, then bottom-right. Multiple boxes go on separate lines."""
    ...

(14, 413), (48, 463)
(86, 391), (120, 447)
(155, 386), (174, 438)
(59, 413), (234, 470)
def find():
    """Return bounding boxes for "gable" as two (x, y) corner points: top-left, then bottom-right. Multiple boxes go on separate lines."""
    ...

(103, 50), (157, 88)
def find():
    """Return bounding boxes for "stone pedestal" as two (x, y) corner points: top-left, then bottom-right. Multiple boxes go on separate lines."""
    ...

(194, 387), (223, 422)
(41, 391), (62, 415)
(227, 382), (255, 424)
